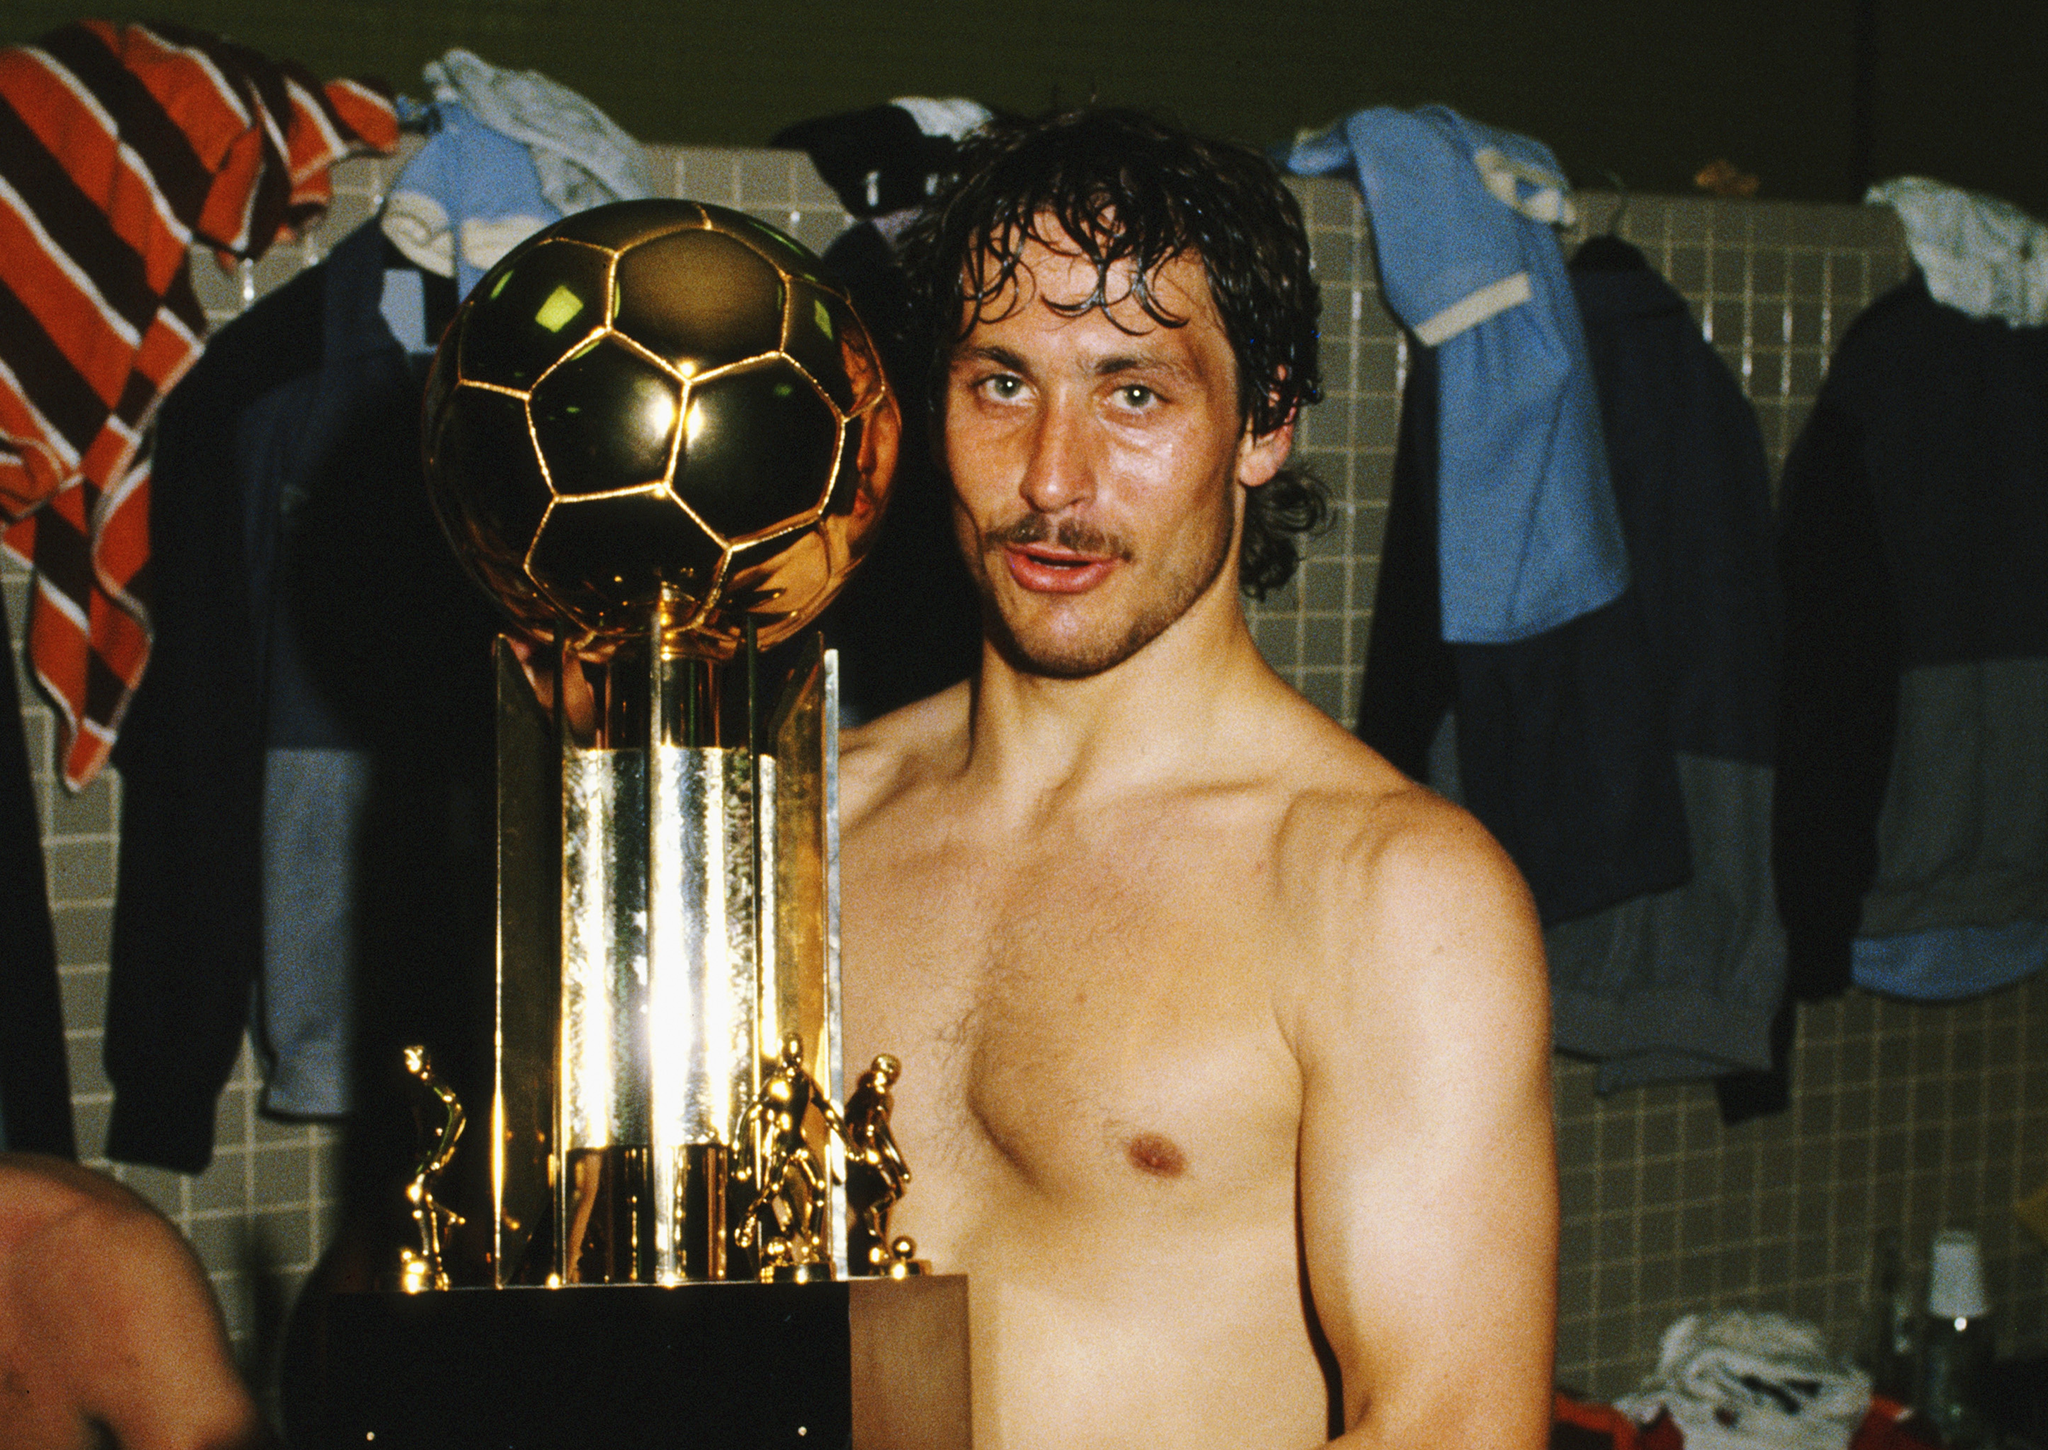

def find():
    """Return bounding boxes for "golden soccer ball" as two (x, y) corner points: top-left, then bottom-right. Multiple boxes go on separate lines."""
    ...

(423, 199), (899, 660)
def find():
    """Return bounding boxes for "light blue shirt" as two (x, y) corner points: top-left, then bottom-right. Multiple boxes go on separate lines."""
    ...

(1288, 106), (1628, 644)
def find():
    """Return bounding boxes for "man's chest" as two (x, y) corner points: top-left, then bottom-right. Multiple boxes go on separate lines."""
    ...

(839, 821), (1305, 1233)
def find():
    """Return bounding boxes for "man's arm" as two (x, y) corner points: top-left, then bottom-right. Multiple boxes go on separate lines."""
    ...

(1295, 796), (1557, 1450)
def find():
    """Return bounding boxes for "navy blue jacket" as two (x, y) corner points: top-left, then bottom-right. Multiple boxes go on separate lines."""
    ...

(1361, 239), (1784, 1089)
(1773, 273), (2048, 1004)
(107, 220), (494, 1173)
(0, 588), (73, 1156)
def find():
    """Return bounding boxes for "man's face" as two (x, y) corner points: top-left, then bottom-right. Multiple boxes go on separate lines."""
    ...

(941, 231), (1290, 678)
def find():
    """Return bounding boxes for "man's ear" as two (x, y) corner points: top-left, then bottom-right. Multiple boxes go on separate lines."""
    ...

(858, 388), (903, 507)
(1237, 408), (1296, 489)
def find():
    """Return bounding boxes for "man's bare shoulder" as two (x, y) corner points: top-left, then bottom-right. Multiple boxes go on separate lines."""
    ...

(1273, 727), (1557, 1450)
(0, 1155), (269, 1450)
(839, 680), (972, 825)
(1252, 702), (1544, 1017)
(1280, 736), (1527, 914)
(0, 1153), (161, 1255)
(1242, 691), (1458, 864)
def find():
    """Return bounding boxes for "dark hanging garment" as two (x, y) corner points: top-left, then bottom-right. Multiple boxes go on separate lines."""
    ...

(774, 104), (984, 723)
(1719, 273), (2048, 1121)
(1549, 242), (1785, 1094)
(0, 594), (75, 1156)
(1358, 344), (1691, 928)
(1773, 274), (2048, 1000)
(810, 219), (980, 723)
(106, 219), (493, 1176)
(1362, 243), (1787, 1093)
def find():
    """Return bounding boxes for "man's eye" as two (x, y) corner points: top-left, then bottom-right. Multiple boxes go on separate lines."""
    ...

(1118, 385), (1156, 407)
(982, 374), (1023, 399)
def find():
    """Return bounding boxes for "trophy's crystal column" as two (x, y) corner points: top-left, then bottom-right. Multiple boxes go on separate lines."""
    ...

(493, 608), (846, 1288)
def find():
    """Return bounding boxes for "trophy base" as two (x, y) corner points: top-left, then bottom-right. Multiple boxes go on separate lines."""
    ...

(311, 1277), (968, 1449)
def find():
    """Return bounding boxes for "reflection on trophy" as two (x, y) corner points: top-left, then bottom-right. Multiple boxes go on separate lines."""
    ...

(314, 199), (967, 1448)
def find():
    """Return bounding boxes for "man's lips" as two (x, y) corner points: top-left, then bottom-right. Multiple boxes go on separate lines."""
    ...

(1002, 543), (1118, 594)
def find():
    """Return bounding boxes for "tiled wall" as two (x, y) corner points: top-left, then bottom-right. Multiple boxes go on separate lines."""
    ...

(7, 145), (2043, 1413)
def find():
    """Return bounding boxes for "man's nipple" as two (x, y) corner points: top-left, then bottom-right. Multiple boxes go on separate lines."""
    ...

(1125, 1132), (1186, 1178)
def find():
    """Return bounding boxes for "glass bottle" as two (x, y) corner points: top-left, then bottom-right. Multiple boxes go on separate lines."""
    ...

(1861, 1229), (1917, 1400)
(1917, 1229), (1993, 1450)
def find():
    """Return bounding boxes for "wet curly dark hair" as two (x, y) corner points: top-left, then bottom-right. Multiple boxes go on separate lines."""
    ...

(899, 107), (1328, 598)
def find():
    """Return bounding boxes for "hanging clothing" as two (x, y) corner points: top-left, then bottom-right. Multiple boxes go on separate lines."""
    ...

(0, 590), (73, 1157)
(1359, 339), (1689, 929)
(1773, 272), (2048, 1008)
(773, 98), (990, 223)
(421, 49), (652, 218)
(383, 53), (652, 299)
(1361, 241), (1785, 1088)
(1285, 105), (1627, 645)
(1865, 177), (2048, 328)
(774, 99), (992, 722)
(1544, 240), (1784, 1089)
(380, 98), (557, 298)
(0, 19), (397, 791)
(107, 219), (494, 1172)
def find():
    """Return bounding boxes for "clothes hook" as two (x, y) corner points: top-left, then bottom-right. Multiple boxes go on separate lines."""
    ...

(1600, 169), (1629, 236)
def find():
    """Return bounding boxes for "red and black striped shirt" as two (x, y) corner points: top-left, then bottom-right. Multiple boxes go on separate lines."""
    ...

(0, 19), (397, 789)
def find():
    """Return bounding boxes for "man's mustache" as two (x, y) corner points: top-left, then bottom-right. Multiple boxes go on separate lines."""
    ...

(980, 515), (1135, 562)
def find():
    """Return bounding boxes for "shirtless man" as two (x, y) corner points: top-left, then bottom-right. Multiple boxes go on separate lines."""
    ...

(838, 110), (1557, 1449)
(0, 1153), (268, 1450)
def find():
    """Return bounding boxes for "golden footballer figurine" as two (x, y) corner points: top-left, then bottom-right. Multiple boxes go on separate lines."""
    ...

(736, 1034), (846, 1276)
(399, 1045), (467, 1294)
(844, 1054), (912, 1268)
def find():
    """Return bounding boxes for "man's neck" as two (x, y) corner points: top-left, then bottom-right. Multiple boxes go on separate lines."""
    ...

(957, 580), (1275, 811)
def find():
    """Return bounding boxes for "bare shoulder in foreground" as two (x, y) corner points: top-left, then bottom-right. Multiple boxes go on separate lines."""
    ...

(0, 1154), (268, 1450)
(1197, 402), (1555, 1444)
(845, 692), (1556, 1450)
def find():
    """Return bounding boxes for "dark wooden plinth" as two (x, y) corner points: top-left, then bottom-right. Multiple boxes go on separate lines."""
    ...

(314, 1276), (969, 1449)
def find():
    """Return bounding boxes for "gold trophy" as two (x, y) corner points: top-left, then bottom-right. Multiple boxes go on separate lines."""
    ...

(315, 200), (967, 1448)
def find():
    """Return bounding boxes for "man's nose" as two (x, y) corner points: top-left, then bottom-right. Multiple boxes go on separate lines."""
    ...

(1017, 395), (1094, 514)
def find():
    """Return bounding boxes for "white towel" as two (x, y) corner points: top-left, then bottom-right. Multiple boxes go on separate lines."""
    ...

(425, 48), (653, 216)
(1614, 1311), (1872, 1450)
(1867, 176), (2048, 327)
